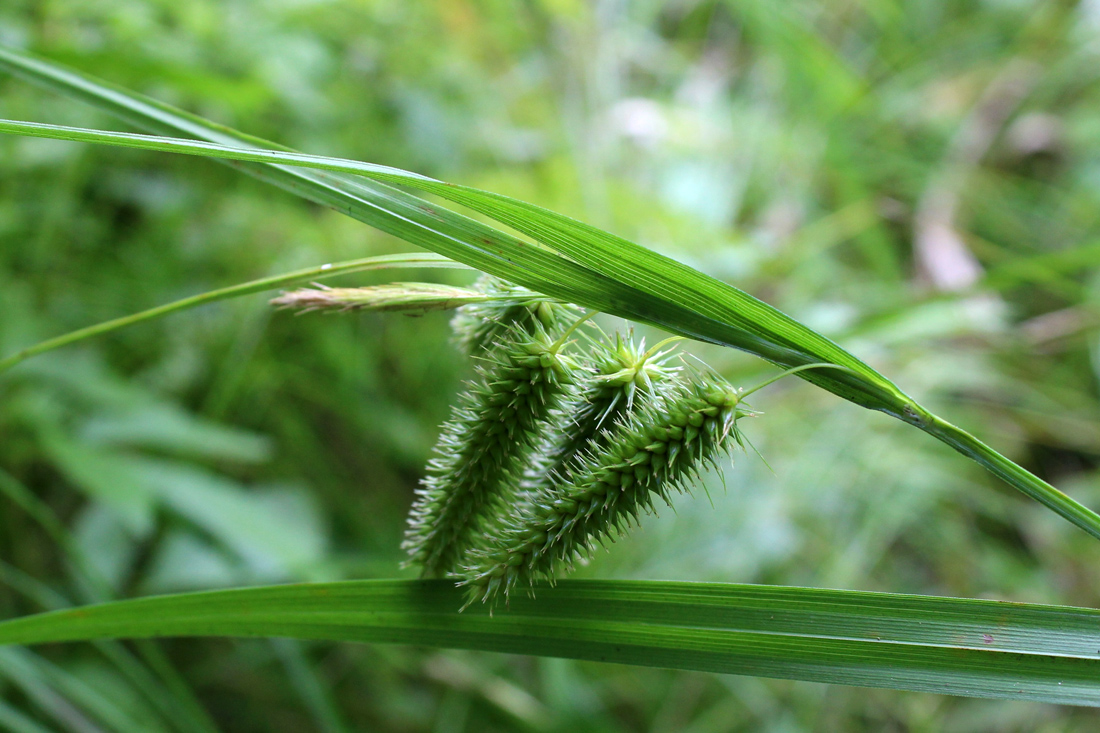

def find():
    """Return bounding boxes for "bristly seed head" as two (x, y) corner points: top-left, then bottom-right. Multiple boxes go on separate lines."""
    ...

(450, 275), (579, 355)
(270, 270), (801, 608)
(518, 332), (681, 510)
(458, 370), (751, 607)
(402, 320), (582, 578)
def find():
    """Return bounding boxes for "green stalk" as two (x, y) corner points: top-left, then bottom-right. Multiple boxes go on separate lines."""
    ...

(0, 253), (462, 375)
(924, 413), (1100, 540)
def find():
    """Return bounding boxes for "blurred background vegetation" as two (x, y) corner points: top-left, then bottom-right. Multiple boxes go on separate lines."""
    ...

(1, 0), (1100, 730)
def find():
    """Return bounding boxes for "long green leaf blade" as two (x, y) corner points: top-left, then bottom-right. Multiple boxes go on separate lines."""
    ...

(0, 46), (1097, 545)
(0, 47), (631, 313)
(1, 580), (1098, 706)
(0, 116), (884, 406)
(0, 45), (898, 414)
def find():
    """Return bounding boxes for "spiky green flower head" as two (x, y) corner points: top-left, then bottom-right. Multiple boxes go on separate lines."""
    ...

(403, 321), (583, 578)
(526, 332), (682, 492)
(590, 332), (682, 410)
(450, 275), (576, 354)
(460, 371), (754, 606)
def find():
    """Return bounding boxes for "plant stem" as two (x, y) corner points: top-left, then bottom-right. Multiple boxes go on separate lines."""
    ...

(922, 412), (1100, 541)
(0, 253), (463, 375)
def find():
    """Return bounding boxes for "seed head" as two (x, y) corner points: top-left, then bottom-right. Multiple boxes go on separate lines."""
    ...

(521, 333), (680, 504)
(450, 275), (577, 354)
(459, 371), (751, 606)
(402, 323), (581, 577)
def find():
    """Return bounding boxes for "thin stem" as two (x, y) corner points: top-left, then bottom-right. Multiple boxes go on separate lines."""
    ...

(551, 310), (599, 353)
(739, 362), (856, 400)
(0, 253), (464, 375)
(922, 414), (1100, 542)
(641, 335), (686, 362)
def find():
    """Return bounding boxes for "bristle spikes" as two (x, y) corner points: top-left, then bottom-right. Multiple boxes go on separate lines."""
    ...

(459, 369), (749, 607)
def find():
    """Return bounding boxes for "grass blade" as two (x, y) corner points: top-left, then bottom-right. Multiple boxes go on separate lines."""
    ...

(0, 117), (893, 408)
(0, 46), (1097, 544)
(0, 46), (636, 318)
(1, 580), (1098, 706)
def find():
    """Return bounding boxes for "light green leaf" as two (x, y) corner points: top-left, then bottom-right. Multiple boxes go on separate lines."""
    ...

(44, 436), (158, 536)
(43, 441), (327, 579)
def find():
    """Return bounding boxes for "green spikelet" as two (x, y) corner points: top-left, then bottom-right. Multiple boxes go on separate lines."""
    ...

(460, 372), (752, 605)
(271, 282), (491, 314)
(450, 275), (567, 354)
(522, 333), (679, 497)
(403, 323), (581, 578)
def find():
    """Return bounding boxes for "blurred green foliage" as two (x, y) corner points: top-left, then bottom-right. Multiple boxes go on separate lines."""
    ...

(2, 0), (1100, 730)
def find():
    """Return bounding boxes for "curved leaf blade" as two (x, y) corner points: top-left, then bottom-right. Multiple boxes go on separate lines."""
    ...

(0, 46), (631, 315)
(0, 50), (902, 414)
(1, 580), (1098, 706)
(0, 46), (1098, 544)
(0, 115), (899, 412)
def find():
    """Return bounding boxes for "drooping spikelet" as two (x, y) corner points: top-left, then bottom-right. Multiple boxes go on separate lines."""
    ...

(270, 282), (490, 314)
(450, 275), (569, 354)
(459, 372), (752, 605)
(402, 323), (581, 577)
(522, 333), (679, 499)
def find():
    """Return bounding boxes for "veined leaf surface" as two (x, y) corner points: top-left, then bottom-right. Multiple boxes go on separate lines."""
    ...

(0, 580), (1097, 706)
(0, 47), (1095, 542)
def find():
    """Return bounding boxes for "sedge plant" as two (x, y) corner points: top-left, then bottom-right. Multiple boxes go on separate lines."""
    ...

(1, 45), (1100, 708)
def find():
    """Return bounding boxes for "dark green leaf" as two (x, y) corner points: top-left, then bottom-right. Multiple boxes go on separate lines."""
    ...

(0, 73), (1093, 543)
(0, 580), (1097, 706)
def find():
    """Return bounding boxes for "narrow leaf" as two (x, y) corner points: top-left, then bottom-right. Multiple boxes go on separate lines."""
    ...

(0, 46), (1097, 543)
(0, 580), (1098, 706)
(0, 117), (894, 409)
